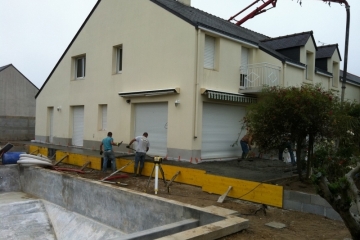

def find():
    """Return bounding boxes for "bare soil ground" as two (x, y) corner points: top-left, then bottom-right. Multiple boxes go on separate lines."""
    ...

(55, 168), (350, 240)
(0, 142), (351, 239)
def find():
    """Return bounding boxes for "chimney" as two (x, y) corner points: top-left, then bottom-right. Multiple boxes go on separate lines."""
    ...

(177, 0), (191, 6)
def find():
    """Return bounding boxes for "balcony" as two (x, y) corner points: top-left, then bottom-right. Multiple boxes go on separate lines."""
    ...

(239, 63), (281, 94)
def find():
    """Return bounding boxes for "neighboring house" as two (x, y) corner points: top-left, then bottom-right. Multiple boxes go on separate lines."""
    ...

(35, 0), (349, 161)
(0, 64), (39, 141)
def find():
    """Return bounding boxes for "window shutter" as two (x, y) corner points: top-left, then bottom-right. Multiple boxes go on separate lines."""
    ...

(241, 47), (249, 67)
(204, 35), (215, 69)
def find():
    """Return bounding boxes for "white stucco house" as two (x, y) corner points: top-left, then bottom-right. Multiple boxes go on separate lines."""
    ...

(35, 0), (354, 161)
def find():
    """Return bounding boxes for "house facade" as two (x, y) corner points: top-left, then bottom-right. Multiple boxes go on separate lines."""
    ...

(35, 0), (352, 161)
(0, 64), (38, 141)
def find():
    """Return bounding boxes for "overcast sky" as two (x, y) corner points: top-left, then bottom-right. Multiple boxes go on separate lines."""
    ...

(0, 0), (359, 88)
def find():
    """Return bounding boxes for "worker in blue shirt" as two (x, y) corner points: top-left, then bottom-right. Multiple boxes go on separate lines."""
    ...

(100, 132), (121, 172)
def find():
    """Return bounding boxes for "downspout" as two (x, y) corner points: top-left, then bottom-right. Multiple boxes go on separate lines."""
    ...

(194, 28), (201, 138)
(341, 3), (350, 103)
(282, 61), (286, 87)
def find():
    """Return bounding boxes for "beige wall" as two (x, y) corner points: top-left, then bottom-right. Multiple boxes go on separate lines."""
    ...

(200, 34), (242, 92)
(284, 64), (304, 87)
(313, 73), (331, 90)
(344, 83), (360, 102)
(36, 0), (198, 150)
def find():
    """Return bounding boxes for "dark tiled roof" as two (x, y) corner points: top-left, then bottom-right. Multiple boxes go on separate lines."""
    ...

(0, 64), (12, 72)
(152, 0), (268, 43)
(316, 44), (342, 60)
(260, 31), (315, 50)
(151, 0), (305, 66)
(340, 70), (360, 85)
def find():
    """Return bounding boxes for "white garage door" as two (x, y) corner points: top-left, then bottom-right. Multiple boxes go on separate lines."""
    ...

(202, 103), (246, 159)
(135, 103), (168, 157)
(72, 106), (84, 146)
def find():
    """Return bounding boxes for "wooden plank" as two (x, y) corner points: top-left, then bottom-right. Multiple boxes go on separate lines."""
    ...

(80, 161), (91, 171)
(54, 155), (69, 166)
(217, 186), (232, 203)
(166, 171), (181, 193)
(30, 149), (39, 155)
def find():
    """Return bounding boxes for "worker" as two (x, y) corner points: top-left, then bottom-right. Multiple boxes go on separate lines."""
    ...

(279, 133), (296, 166)
(127, 132), (150, 177)
(100, 132), (120, 172)
(239, 130), (253, 161)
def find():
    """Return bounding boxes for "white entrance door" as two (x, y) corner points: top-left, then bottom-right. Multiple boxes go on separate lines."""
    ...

(135, 103), (168, 157)
(201, 103), (246, 159)
(72, 106), (84, 146)
(49, 108), (54, 143)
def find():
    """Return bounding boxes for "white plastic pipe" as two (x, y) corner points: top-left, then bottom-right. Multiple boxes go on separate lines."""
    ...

(155, 164), (159, 194)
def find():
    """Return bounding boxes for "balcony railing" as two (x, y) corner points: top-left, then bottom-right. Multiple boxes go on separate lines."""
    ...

(240, 63), (281, 90)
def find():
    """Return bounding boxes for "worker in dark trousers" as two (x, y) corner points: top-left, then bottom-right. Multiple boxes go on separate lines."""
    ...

(100, 132), (120, 172)
(127, 132), (150, 177)
(239, 130), (253, 161)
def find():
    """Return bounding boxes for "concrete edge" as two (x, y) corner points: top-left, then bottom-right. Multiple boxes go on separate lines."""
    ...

(156, 215), (249, 240)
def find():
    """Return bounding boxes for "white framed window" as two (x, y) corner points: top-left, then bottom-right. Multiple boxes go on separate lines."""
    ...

(75, 56), (86, 79)
(116, 46), (123, 73)
(100, 105), (107, 131)
(204, 35), (216, 69)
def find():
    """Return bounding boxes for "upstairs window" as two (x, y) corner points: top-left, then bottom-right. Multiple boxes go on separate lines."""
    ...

(116, 46), (123, 73)
(75, 56), (86, 79)
(204, 35), (216, 69)
(113, 45), (123, 74)
(99, 104), (107, 131)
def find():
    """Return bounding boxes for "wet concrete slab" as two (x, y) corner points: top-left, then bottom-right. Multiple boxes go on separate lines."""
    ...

(22, 141), (294, 182)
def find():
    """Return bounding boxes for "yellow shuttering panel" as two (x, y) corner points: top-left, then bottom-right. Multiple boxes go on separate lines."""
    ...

(28, 145), (48, 156)
(56, 151), (102, 170)
(202, 175), (283, 208)
(29, 145), (283, 208)
(115, 159), (206, 187)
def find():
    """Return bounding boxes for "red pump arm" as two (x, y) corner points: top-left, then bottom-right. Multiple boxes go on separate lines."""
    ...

(322, 0), (349, 7)
(228, 0), (277, 26)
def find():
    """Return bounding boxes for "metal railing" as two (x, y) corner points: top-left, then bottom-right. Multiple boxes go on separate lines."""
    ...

(240, 62), (281, 89)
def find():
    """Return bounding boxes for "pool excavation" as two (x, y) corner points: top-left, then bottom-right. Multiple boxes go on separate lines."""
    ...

(0, 164), (249, 239)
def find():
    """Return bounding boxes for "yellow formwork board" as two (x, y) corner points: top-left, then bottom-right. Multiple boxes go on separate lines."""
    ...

(56, 151), (102, 170)
(115, 159), (206, 187)
(115, 159), (134, 173)
(202, 174), (283, 208)
(28, 145), (48, 156)
(29, 145), (283, 207)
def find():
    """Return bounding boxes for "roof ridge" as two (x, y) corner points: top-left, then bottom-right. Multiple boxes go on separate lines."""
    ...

(317, 44), (338, 48)
(260, 31), (313, 42)
(179, 1), (270, 39)
(341, 70), (360, 78)
(0, 63), (12, 69)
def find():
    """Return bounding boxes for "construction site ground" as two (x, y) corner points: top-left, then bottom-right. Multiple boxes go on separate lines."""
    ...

(1, 142), (352, 239)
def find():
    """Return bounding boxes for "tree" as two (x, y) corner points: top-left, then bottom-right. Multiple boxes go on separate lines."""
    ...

(312, 101), (360, 239)
(244, 84), (360, 238)
(244, 84), (335, 179)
